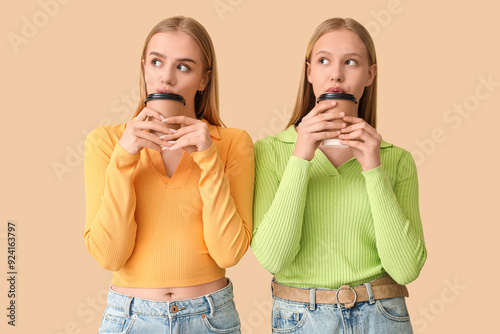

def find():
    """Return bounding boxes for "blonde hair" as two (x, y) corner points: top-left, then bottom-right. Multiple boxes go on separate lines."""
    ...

(287, 18), (377, 128)
(133, 16), (224, 126)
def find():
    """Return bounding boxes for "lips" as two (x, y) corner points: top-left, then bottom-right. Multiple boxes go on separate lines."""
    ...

(327, 87), (344, 93)
(156, 88), (174, 93)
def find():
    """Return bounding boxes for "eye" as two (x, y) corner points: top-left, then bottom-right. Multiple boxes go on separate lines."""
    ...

(346, 59), (357, 66)
(320, 58), (329, 65)
(177, 64), (190, 72)
(152, 59), (162, 67)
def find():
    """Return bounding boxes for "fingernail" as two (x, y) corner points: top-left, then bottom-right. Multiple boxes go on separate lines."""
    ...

(159, 135), (169, 139)
(161, 146), (170, 151)
(166, 141), (176, 144)
(160, 115), (166, 120)
(342, 123), (346, 127)
(168, 128), (178, 133)
(161, 118), (170, 122)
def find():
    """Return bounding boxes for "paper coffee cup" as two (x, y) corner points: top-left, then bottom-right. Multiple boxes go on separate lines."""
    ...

(145, 93), (186, 135)
(316, 93), (357, 148)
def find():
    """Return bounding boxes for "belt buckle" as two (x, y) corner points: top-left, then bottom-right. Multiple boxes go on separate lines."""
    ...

(335, 285), (357, 309)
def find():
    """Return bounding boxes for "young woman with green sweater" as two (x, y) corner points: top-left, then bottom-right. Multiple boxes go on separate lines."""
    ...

(251, 18), (426, 333)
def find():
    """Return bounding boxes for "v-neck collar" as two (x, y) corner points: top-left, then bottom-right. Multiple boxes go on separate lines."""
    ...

(146, 149), (192, 188)
(314, 149), (355, 176)
(275, 125), (393, 176)
(145, 118), (221, 188)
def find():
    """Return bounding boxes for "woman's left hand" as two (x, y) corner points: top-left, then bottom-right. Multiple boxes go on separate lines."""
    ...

(338, 116), (382, 171)
(158, 116), (213, 154)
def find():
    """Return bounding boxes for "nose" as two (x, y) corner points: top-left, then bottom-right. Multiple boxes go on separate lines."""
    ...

(330, 63), (344, 82)
(160, 65), (176, 86)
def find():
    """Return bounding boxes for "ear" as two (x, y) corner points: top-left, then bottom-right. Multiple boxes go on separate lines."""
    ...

(199, 70), (212, 91)
(306, 61), (312, 84)
(365, 63), (377, 87)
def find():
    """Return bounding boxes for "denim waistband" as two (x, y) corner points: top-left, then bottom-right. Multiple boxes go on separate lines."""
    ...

(106, 279), (234, 317)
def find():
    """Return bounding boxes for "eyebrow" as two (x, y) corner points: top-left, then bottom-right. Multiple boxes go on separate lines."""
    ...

(148, 51), (197, 64)
(149, 51), (166, 58)
(176, 57), (197, 64)
(314, 50), (363, 59)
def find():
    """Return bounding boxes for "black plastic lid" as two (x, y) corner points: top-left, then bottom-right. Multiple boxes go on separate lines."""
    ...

(145, 93), (186, 106)
(317, 92), (357, 104)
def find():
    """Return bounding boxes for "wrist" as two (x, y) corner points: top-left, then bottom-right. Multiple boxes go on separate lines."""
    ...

(361, 159), (381, 172)
(293, 147), (313, 161)
(118, 139), (139, 155)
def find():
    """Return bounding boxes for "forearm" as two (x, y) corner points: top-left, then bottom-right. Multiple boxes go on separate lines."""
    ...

(252, 155), (310, 274)
(192, 142), (253, 268)
(84, 130), (139, 271)
(363, 164), (427, 284)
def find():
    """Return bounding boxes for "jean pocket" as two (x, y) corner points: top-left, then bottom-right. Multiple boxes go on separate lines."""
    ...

(271, 299), (308, 332)
(200, 301), (241, 333)
(98, 307), (138, 334)
(375, 297), (411, 322)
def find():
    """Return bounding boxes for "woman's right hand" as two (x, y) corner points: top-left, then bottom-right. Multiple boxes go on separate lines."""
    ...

(118, 107), (174, 155)
(293, 101), (346, 161)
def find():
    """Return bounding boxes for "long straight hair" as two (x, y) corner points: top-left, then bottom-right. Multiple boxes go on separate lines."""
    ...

(287, 18), (377, 128)
(132, 16), (224, 126)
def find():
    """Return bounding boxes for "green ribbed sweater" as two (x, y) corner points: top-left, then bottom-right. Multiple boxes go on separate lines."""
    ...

(251, 126), (427, 289)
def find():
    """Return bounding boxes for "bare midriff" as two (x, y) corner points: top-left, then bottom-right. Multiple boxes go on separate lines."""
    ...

(111, 277), (228, 301)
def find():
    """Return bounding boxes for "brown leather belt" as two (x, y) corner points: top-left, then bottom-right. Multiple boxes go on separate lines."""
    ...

(272, 275), (408, 309)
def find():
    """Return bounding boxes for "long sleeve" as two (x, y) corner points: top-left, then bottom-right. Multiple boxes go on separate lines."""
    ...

(84, 127), (139, 271)
(251, 140), (311, 274)
(362, 151), (427, 284)
(190, 130), (254, 268)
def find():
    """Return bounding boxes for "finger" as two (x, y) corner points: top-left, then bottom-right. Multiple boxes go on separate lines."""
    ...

(165, 136), (193, 151)
(312, 130), (342, 141)
(338, 139), (362, 148)
(160, 121), (210, 141)
(145, 118), (179, 136)
(341, 116), (378, 135)
(134, 129), (173, 147)
(304, 111), (346, 129)
(160, 141), (176, 151)
(304, 111), (345, 128)
(303, 101), (339, 120)
(166, 132), (208, 151)
(155, 126), (191, 141)
(342, 116), (364, 124)
(306, 120), (346, 133)
(134, 120), (176, 134)
(317, 110), (348, 123)
(339, 130), (379, 148)
(340, 121), (379, 138)
(136, 107), (165, 122)
(338, 129), (367, 142)
(135, 137), (163, 152)
(162, 115), (200, 127)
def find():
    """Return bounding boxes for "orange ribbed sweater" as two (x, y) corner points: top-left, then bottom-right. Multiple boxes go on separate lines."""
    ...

(84, 119), (254, 288)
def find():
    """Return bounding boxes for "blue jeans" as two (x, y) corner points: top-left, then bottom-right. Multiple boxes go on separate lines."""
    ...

(98, 279), (241, 334)
(271, 279), (413, 333)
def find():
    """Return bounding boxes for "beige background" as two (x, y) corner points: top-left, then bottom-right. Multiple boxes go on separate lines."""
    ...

(1, 0), (499, 333)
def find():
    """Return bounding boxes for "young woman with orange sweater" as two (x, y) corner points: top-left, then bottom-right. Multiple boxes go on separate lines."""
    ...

(84, 16), (253, 334)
